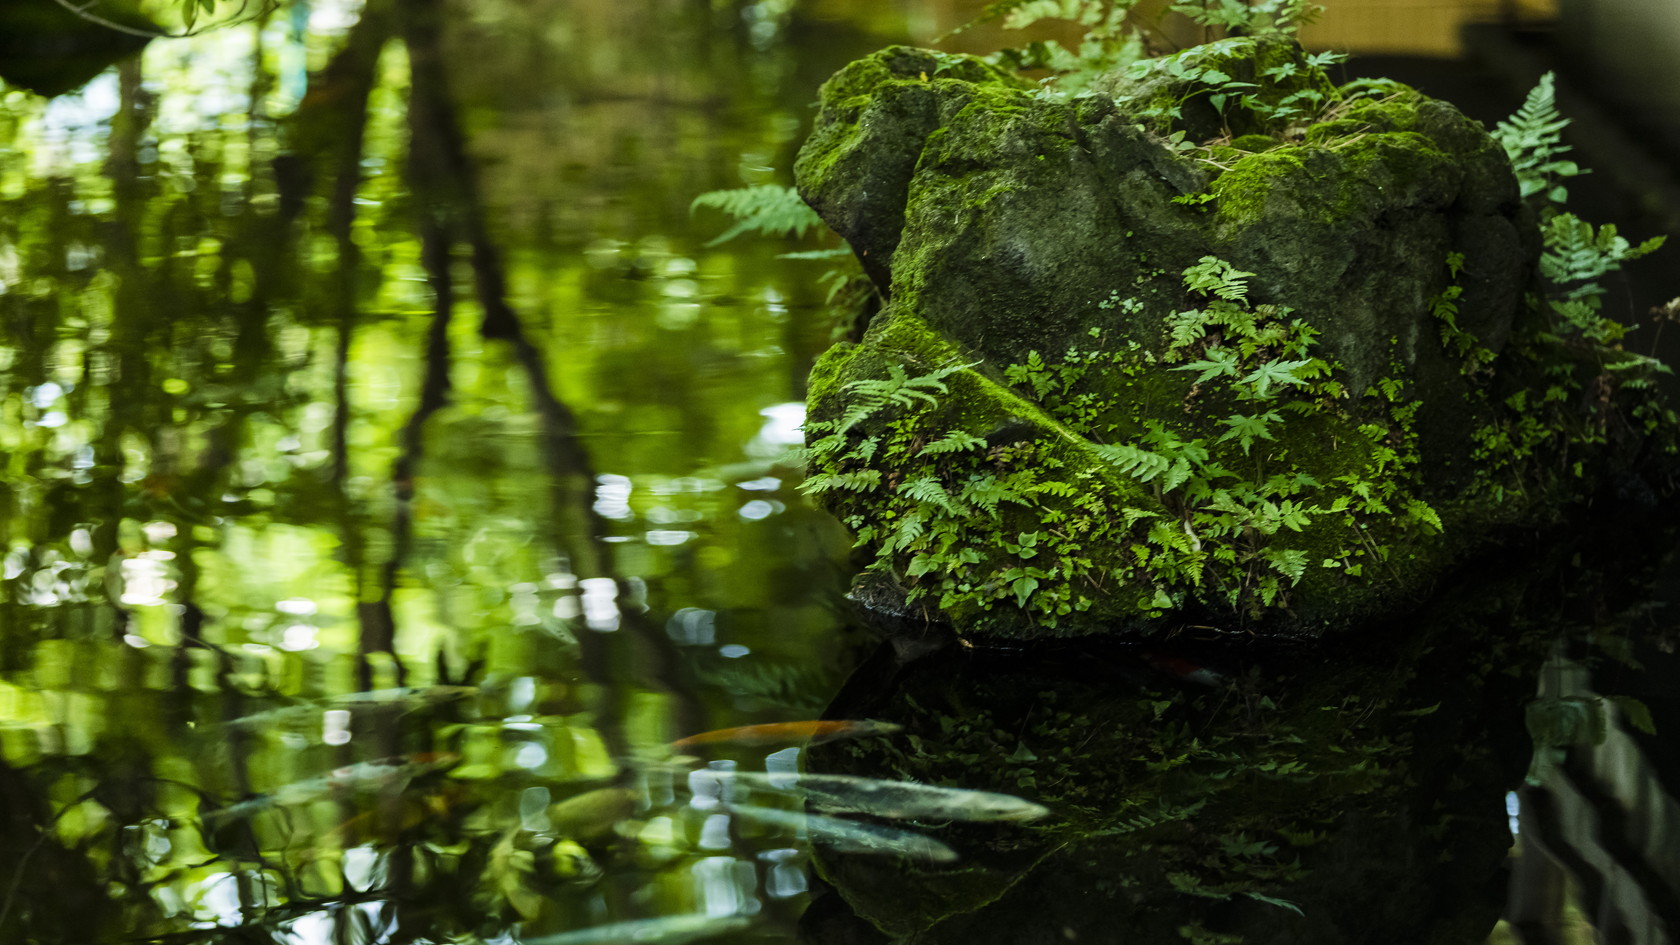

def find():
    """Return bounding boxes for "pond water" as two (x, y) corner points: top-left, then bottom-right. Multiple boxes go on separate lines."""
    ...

(1, 3), (1678, 945)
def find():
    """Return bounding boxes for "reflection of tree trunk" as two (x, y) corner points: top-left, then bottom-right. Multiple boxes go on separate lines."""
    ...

(274, 0), (404, 687)
(396, 0), (708, 752)
(360, 220), (455, 690)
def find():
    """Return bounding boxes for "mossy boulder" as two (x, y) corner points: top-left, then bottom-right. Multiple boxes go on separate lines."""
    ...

(794, 41), (1669, 641)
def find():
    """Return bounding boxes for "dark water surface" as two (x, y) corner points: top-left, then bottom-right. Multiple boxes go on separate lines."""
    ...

(2, 3), (1679, 945)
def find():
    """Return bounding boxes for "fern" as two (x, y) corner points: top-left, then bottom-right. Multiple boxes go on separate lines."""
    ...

(1540, 213), (1665, 299)
(920, 430), (988, 455)
(1182, 256), (1254, 302)
(690, 185), (825, 246)
(1171, 0), (1323, 34)
(1492, 72), (1584, 208)
(1166, 307), (1214, 351)
(1092, 442), (1172, 482)
(900, 476), (966, 516)
(962, 473), (1029, 512)
(837, 362), (974, 432)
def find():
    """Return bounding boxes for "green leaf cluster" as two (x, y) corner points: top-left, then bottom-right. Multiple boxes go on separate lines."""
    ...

(1170, 0), (1323, 34)
(1123, 39), (1344, 144)
(802, 256), (1447, 628)
(1460, 76), (1678, 506)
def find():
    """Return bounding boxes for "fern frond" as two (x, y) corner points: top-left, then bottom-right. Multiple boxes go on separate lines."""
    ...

(691, 185), (825, 246)
(961, 473), (1029, 512)
(1541, 213), (1665, 297)
(900, 476), (967, 516)
(1183, 256), (1254, 302)
(921, 430), (988, 455)
(1261, 547), (1307, 583)
(1493, 73), (1585, 206)
(1167, 308), (1212, 351)
(1092, 442), (1171, 482)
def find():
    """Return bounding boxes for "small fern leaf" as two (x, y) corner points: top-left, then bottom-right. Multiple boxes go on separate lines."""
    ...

(921, 430), (988, 455)
(691, 185), (825, 246)
(1092, 442), (1171, 482)
(900, 476), (965, 516)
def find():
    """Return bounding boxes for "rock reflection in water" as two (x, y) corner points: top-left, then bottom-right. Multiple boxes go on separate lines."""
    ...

(801, 603), (1549, 945)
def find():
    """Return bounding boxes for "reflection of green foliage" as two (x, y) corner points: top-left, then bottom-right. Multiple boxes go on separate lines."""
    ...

(0, 0), (860, 940)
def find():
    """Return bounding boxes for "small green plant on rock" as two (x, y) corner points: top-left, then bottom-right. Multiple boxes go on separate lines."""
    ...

(801, 256), (1445, 628)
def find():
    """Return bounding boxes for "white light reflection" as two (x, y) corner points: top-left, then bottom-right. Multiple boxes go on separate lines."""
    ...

(120, 554), (177, 606)
(513, 742), (549, 770)
(665, 607), (716, 646)
(688, 761), (737, 811)
(764, 747), (801, 790)
(579, 578), (620, 632)
(697, 814), (733, 851)
(322, 709), (351, 746)
(190, 871), (246, 926)
(593, 474), (633, 520)
(278, 910), (332, 945)
(342, 846), (385, 892)
(279, 624), (318, 651)
(28, 382), (63, 409)
(1506, 791), (1520, 836)
(747, 402), (806, 459)
(507, 676), (536, 713)
(142, 521), (177, 543)
(738, 500), (776, 521)
(694, 856), (761, 916)
(719, 644), (751, 659)
(520, 787), (552, 831)
(645, 529), (694, 546)
(762, 848), (809, 899)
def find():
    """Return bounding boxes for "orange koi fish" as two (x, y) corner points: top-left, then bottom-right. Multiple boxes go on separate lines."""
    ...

(668, 719), (902, 752)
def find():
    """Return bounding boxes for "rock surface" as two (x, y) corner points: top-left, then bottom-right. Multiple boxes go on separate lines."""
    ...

(795, 40), (1661, 641)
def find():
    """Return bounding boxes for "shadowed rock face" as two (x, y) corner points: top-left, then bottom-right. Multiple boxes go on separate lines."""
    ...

(791, 39), (1665, 642)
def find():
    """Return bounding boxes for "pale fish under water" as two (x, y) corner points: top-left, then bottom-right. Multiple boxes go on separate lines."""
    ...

(203, 753), (458, 824)
(518, 913), (752, 945)
(219, 686), (477, 730)
(703, 770), (1050, 823)
(725, 802), (958, 863)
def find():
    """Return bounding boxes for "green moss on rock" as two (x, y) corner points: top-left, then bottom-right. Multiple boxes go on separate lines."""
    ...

(793, 40), (1665, 642)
